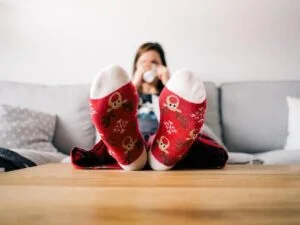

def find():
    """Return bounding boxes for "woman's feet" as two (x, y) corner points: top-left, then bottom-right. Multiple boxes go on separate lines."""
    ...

(90, 64), (147, 171)
(89, 65), (207, 171)
(148, 69), (207, 170)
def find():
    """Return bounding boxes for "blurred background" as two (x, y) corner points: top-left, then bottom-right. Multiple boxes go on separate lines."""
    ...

(1, 0), (299, 85)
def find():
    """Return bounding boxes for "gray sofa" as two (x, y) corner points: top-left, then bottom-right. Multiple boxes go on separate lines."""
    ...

(0, 80), (299, 165)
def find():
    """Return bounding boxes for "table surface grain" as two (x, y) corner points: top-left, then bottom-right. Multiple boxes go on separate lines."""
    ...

(0, 163), (299, 225)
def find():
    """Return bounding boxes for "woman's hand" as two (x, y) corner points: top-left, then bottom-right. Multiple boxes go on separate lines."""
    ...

(132, 62), (152, 88)
(156, 65), (170, 85)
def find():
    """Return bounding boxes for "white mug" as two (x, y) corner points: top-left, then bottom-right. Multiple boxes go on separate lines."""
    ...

(143, 64), (157, 83)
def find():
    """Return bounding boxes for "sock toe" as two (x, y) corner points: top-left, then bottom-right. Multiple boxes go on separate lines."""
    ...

(166, 69), (206, 104)
(90, 64), (131, 99)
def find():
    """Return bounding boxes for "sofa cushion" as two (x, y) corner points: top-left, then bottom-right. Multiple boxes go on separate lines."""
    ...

(221, 81), (300, 153)
(0, 81), (95, 154)
(0, 81), (221, 154)
(254, 149), (300, 164)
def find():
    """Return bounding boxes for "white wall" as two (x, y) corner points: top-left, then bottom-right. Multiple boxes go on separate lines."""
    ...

(1, 0), (300, 85)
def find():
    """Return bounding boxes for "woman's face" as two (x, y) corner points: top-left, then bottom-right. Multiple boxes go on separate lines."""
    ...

(136, 50), (162, 68)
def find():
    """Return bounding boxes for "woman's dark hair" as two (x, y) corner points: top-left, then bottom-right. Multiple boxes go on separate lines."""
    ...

(132, 42), (167, 93)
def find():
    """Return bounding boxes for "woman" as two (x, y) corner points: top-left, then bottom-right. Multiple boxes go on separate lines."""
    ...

(71, 42), (228, 171)
(132, 43), (170, 142)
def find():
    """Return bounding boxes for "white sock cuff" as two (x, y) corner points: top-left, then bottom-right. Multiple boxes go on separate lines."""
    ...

(148, 150), (173, 171)
(166, 69), (206, 104)
(90, 64), (131, 99)
(120, 148), (147, 171)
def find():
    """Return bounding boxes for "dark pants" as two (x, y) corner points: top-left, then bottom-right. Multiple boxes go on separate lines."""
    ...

(71, 132), (228, 170)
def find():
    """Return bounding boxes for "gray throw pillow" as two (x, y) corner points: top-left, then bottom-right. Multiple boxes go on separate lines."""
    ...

(0, 104), (57, 152)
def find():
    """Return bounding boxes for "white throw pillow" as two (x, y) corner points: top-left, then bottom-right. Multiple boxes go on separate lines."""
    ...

(284, 96), (300, 150)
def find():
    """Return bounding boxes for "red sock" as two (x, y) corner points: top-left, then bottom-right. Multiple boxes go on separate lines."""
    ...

(89, 65), (146, 170)
(149, 87), (206, 170)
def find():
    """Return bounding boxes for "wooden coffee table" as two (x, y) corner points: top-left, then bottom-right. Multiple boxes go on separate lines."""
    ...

(0, 163), (299, 225)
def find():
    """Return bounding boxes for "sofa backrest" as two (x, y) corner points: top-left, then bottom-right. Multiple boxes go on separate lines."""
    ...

(0, 81), (95, 154)
(202, 82), (222, 139)
(220, 81), (300, 153)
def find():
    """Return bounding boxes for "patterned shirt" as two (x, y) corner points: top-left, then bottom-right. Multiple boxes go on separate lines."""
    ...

(137, 94), (160, 141)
